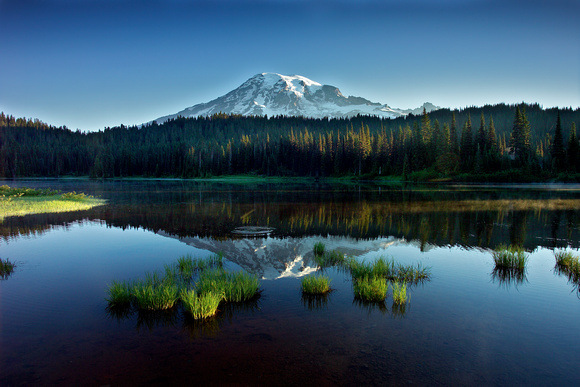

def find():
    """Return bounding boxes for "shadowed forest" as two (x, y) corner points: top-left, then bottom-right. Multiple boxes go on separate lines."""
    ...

(1, 103), (579, 181)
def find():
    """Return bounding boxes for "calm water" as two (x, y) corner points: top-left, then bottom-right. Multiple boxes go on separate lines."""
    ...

(1, 179), (580, 385)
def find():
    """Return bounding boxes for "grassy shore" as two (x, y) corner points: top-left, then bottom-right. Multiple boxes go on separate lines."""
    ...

(0, 185), (106, 219)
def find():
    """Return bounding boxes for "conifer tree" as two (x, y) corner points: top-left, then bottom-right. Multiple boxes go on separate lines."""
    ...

(567, 122), (579, 172)
(551, 111), (565, 172)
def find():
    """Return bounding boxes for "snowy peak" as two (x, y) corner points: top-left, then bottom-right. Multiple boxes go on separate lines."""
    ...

(154, 73), (440, 123)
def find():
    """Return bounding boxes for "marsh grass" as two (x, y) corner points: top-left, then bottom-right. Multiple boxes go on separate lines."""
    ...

(196, 269), (260, 302)
(176, 253), (224, 280)
(0, 185), (105, 219)
(313, 242), (325, 257)
(300, 275), (332, 295)
(353, 277), (388, 302)
(314, 249), (346, 268)
(132, 272), (179, 311)
(391, 281), (408, 305)
(554, 250), (580, 284)
(492, 244), (528, 270)
(105, 280), (133, 307)
(180, 289), (223, 319)
(0, 258), (16, 279)
(348, 257), (431, 284)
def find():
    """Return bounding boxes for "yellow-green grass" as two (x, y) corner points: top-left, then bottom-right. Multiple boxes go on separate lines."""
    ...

(196, 268), (260, 302)
(391, 281), (408, 305)
(180, 289), (223, 319)
(314, 249), (347, 269)
(0, 257), (16, 280)
(313, 242), (326, 257)
(131, 272), (179, 311)
(555, 251), (580, 283)
(105, 280), (133, 307)
(0, 185), (105, 219)
(348, 257), (431, 283)
(300, 274), (332, 295)
(353, 277), (388, 302)
(176, 253), (224, 280)
(492, 244), (528, 270)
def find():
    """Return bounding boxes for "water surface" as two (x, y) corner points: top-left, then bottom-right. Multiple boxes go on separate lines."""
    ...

(1, 179), (579, 385)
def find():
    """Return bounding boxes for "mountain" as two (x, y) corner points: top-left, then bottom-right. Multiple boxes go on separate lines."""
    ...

(154, 73), (439, 123)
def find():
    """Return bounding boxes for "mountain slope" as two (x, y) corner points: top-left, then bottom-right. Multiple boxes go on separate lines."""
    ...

(155, 73), (439, 123)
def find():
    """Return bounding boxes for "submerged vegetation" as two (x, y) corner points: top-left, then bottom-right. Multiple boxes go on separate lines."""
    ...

(105, 254), (260, 320)
(0, 257), (16, 280)
(0, 185), (105, 219)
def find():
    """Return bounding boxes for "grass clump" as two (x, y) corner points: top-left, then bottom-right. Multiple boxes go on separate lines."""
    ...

(105, 280), (133, 307)
(391, 281), (408, 305)
(314, 249), (346, 268)
(197, 269), (260, 302)
(492, 244), (528, 270)
(348, 257), (431, 284)
(0, 258), (16, 280)
(176, 253), (224, 279)
(353, 277), (388, 302)
(132, 272), (179, 311)
(313, 242), (326, 257)
(554, 250), (580, 283)
(180, 289), (223, 320)
(301, 274), (332, 295)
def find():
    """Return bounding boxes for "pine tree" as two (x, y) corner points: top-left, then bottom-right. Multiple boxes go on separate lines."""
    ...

(567, 122), (579, 172)
(476, 112), (487, 152)
(551, 111), (565, 172)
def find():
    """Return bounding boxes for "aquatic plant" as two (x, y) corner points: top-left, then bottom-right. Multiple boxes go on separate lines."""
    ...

(391, 281), (408, 305)
(0, 258), (16, 280)
(176, 253), (224, 280)
(348, 257), (430, 284)
(132, 273), (179, 311)
(314, 249), (346, 268)
(554, 250), (580, 283)
(105, 280), (133, 307)
(313, 241), (326, 257)
(180, 288), (223, 320)
(196, 269), (260, 302)
(300, 274), (332, 295)
(492, 244), (528, 270)
(353, 277), (388, 302)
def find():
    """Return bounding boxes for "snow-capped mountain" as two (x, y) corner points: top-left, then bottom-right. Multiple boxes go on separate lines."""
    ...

(154, 73), (439, 123)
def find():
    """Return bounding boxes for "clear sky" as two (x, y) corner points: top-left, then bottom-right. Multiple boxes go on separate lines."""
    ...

(1, 0), (579, 131)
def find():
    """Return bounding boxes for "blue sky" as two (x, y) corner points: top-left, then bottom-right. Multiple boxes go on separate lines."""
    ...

(1, 0), (579, 131)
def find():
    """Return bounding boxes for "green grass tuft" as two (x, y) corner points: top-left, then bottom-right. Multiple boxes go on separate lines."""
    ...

(492, 244), (528, 270)
(196, 269), (260, 302)
(353, 277), (388, 302)
(348, 256), (430, 284)
(180, 288), (223, 319)
(313, 242), (326, 257)
(0, 258), (16, 280)
(105, 280), (133, 307)
(554, 250), (580, 283)
(132, 273), (179, 311)
(314, 249), (346, 268)
(391, 281), (408, 305)
(176, 253), (224, 280)
(301, 275), (332, 295)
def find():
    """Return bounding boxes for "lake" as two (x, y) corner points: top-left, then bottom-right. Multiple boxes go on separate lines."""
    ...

(1, 179), (580, 385)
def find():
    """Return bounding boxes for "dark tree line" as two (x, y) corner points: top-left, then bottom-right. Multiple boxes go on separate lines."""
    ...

(1, 104), (579, 180)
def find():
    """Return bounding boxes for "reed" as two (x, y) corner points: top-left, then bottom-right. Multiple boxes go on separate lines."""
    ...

(0, 258), (16, 279)
(180, 288), (223, 319)
(105, 279), (133, 307)
(313, 242), (326, 257)
(353, 277), (388, 302)
(492, 244), (528, 270)
(196, 269), (260, 302)
(300, 275), (331, 295)
(391, 281), (408, 305)
(177, 253), (224, 279)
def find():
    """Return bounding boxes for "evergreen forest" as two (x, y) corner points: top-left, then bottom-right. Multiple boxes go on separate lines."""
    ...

(1, 103), (579, 182)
